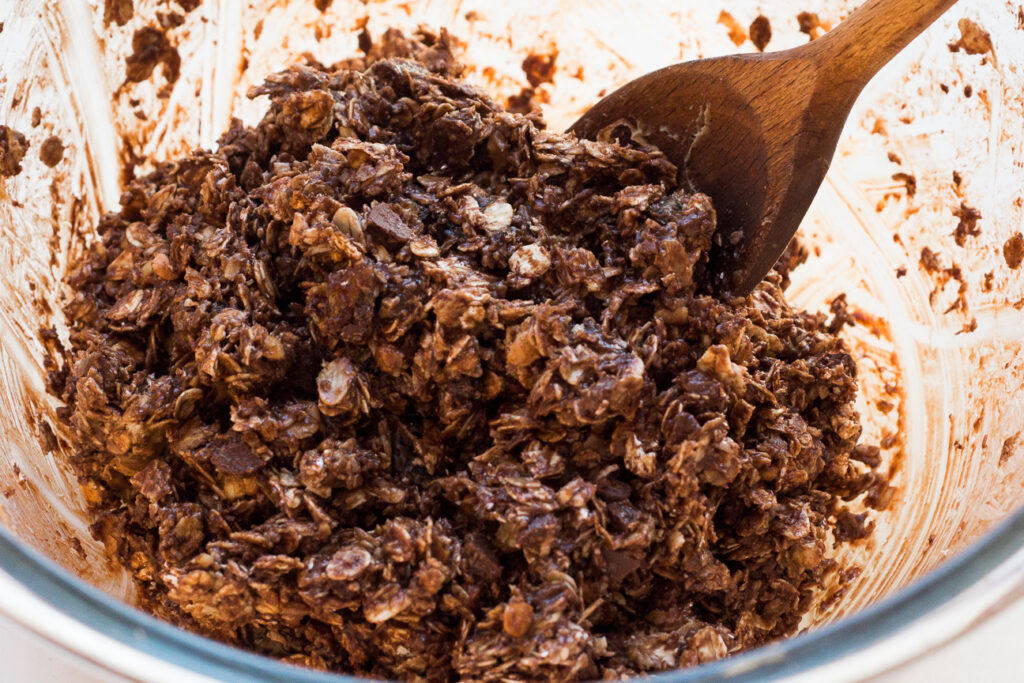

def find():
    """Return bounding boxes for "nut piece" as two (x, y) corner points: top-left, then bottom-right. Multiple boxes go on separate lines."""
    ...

(509, 244), (551, 279)
(317, 357), (360, 416)
(502, 599), (534, 637)
(482, 201), (513, 233)
(332, 206), (365, 245)
(326, 546), (372, 581)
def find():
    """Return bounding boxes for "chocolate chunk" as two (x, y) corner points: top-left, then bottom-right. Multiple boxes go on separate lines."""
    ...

(209, 440), (262, 475)
(366, 202), (417, 242)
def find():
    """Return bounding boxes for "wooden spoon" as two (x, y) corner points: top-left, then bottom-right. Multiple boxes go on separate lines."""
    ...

(571, 0), (959, 295)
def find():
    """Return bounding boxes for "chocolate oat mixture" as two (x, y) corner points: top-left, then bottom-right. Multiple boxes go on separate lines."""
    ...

(50, 29), (888, 681)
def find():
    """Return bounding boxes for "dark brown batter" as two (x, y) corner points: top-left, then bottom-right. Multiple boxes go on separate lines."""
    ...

(50, 28), (886, 681)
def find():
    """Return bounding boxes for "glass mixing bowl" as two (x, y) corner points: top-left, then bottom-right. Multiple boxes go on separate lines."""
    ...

(1, 0), (1022, 680)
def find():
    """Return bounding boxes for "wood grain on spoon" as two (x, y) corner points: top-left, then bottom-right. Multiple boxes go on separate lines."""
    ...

(571, 0), (960, 296)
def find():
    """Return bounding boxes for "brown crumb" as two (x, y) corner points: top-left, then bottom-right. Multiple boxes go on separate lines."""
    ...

(717, 11), (747, 46)
(952, 202), (981, 246)
(31, 107), (42, 128)
(157, 11), (186, 29)
(896, 266), (907, 278)
(957, 317), (978, 335)
(1004, 233), (1024, 269)
(124, 26), (181, 87)
(948, 18), (993, 55)
(0, 125), (29, 177)
(982, 271), (994, 291)
(827, 293), (856, 334)
(750, 15), (772, 51)
(314, 0), (333, 11)
(892, 172), (916, 197)
(521, 51), (558, 88)
(887, 151), (902, 164)
(919, 246), (943, 272)
(964, 84), (973, 97)
(1000, 435), (1020, 466)
(39, 136), (65, 168)
(104, 0), (134, 26)
(506, 86), (550, 114)
(797, 12), (828, 40)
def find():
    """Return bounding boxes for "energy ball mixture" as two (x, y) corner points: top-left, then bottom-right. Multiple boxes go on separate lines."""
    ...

(51, 29), (888, 682)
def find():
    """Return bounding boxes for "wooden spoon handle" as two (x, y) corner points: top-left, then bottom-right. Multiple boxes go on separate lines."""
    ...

(812, 0), (960, 95)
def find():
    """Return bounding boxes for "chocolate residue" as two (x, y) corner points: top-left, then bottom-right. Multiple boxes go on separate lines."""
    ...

(750, 15), (772, 52)
(1000, 434), (1020, 466)
(124, 26), (181, 89)
(522, 51), (558, 88)
(314, 0), (334, 11)
(892, 172), (917, 197)
(103, 0), (133, 27)
(157, 10), (186, 29)
(39, 136), (65, 168)
(0, 125), (29, 177)
(948, 18), (994, 55)
(919, 247), (968, 312)
(31, 107), (42, 128)
(1003, 232), (1024, 269)
(717, 11), (747, 46)
(506, 86), (550, 115)
(797, 12), (828, 40)
(952, 202), (981, 247)
(919, 246), (944, 273)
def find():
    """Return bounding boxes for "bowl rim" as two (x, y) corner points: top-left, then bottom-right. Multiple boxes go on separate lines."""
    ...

(1, 506), (1023, 682)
